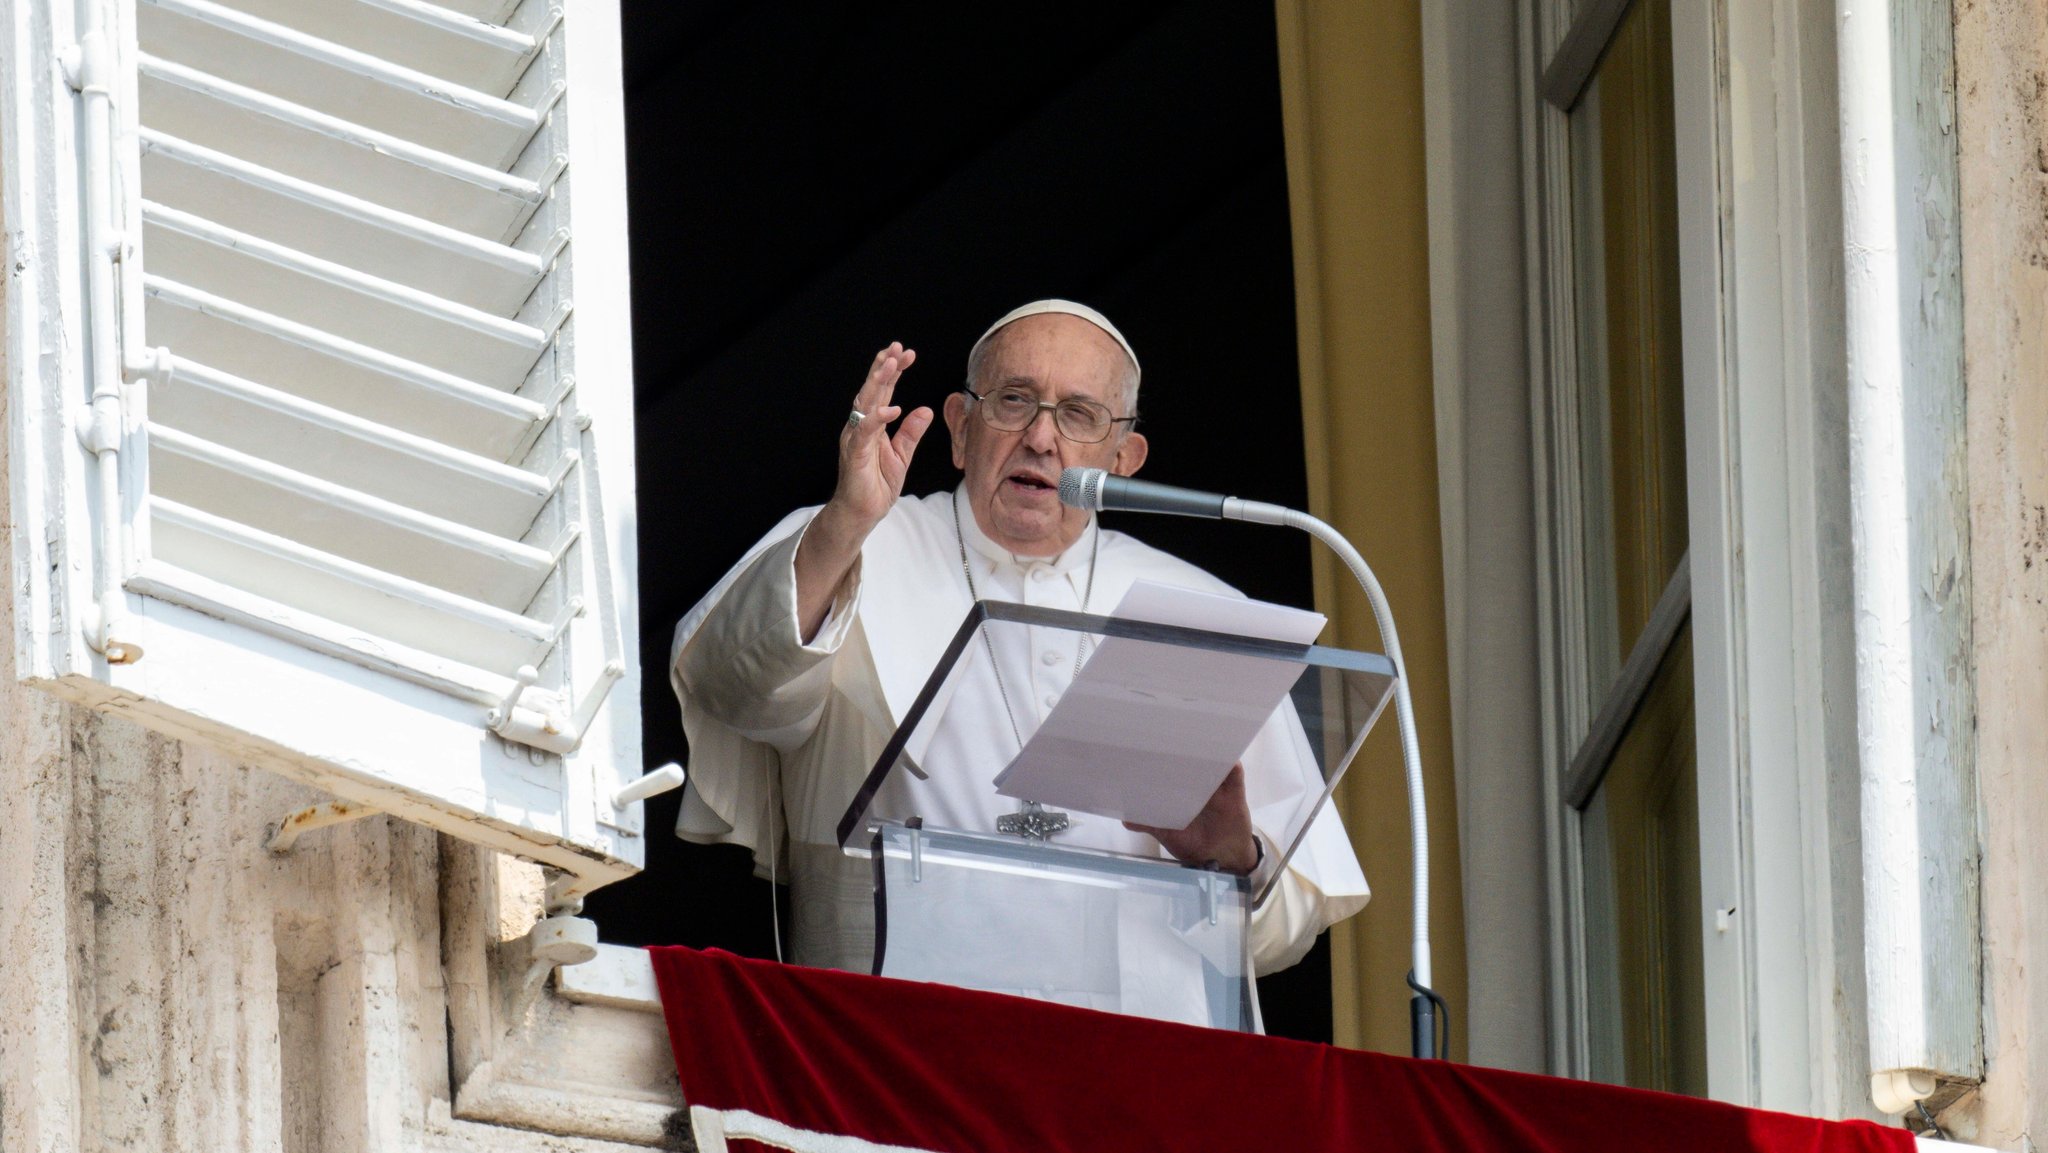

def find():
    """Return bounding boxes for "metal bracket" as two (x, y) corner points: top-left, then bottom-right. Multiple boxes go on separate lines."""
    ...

(598, 762), (685, 834)
(73, 400), (120, 455)
(611, 763), (684, 810)
(486, 659), (625, 756)
(518, 871), (599, 1006)
(60, 31), (108, 95)
(266, 800), (380, 854)
(907, 817), (924, 884)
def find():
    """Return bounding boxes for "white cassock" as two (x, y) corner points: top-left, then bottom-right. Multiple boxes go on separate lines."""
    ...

(671, 485), (1369, 1024)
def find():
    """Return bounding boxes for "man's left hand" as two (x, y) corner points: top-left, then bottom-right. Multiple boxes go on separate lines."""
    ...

(1124, 763), (1259, 874)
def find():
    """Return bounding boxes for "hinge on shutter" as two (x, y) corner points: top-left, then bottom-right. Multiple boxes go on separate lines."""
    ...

(486, 658), (624, 756)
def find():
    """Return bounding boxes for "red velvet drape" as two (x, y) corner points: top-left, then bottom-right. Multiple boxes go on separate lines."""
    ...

(651, 945), (1912, 1153)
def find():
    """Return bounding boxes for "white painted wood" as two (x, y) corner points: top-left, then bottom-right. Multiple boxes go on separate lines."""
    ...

(148, 424), (561, 610)
(144, 504), (559, 678)
(218, 0), (544, 99)
(1834, 0), (1982, 1094)
(139, 55), (551, 243)
(1563, 559), (1689, 811)
(148, 358), (559, 538)
(142, 278), (544, 458)
(132, 533), (550, 686)
(138, 129), (552, 317)
(31, 590), (636, 887)
(6, 0), (646, 892)
(1670, 0), (1756, 1109)
(432, 0), (526, 27)
(1524, 0), (1870, 1112)
(1670, 0), (1837, 1111)
(140, 0), (552, 170)
(5, 0), (103, 690)
(549, 0), (644, 839)
(1540, 0), (1634, 111)
(141, 202), (553, 386)
(1518, 0), (1591, 1080)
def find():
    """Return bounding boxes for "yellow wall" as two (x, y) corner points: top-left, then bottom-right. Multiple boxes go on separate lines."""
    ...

(1274, 0), (1467, 1055)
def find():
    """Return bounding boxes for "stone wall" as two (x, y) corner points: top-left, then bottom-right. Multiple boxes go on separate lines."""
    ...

(1956, 0), (2048, 1146)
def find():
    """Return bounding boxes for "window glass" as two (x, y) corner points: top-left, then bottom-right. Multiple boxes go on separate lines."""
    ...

(1568, 0), (1689, 720)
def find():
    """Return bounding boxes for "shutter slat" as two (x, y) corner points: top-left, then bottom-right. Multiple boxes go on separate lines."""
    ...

(147, 500), (553, 676)
(418, 0), (522, 27)
(139, 55), (554, 242)
(151, 357), (557, 539)
(143, 277), (544, 459)
(206, 0), (542, 98)
(149, 424), (561, 611)
(142, 202), (553, 386)
(140, 0), (555, 170)
(140, 130), (551, 317)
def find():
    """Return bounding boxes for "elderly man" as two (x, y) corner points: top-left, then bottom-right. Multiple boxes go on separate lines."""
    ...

(671, 300), (1367, 1022)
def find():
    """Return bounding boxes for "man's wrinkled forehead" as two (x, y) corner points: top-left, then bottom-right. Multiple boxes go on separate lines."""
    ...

(969, 299), (1141, 384)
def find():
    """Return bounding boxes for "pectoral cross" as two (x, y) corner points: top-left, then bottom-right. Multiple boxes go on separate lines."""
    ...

(996, 801), (1070, 840)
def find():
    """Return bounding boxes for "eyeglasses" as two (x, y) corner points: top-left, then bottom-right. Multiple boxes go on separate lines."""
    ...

(962, 385), (1139, 444)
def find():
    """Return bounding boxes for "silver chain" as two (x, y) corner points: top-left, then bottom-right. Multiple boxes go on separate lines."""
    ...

(952, 488), (1098, 753)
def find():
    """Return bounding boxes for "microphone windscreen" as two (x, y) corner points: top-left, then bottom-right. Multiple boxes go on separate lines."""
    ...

(1058, 467), (1104, 510)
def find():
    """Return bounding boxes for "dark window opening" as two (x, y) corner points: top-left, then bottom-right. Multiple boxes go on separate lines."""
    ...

(590, 0), (1333, 1044)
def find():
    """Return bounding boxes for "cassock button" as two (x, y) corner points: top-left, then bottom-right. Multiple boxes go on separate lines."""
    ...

(1030, 568), (1049, 582)
(1043, 693), (1059, 710)
(1040, 651), (1059, 667)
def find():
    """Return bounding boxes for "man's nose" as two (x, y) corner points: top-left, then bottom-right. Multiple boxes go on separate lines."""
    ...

(1021, 406), (1061, 452)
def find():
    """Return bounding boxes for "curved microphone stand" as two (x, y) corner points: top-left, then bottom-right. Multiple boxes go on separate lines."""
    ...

(1060, 468), (1442, 1058)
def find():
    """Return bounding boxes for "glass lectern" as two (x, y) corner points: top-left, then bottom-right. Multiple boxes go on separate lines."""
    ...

(836, 600), (1396, 1031)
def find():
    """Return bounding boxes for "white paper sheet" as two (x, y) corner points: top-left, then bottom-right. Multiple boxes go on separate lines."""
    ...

(991, 580), (1326, 829)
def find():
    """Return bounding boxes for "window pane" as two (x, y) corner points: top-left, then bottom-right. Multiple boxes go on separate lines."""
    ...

(1569, 0), (1688, 715)
(1564, 0), (1703, 1098)
(1578, 623), (1706, 1094)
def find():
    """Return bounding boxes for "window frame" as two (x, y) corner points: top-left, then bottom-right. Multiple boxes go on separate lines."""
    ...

(1520, 0), (1847, 1111)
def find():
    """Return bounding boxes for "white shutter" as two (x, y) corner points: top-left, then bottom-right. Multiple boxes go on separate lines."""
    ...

(3, 0), (647, 898)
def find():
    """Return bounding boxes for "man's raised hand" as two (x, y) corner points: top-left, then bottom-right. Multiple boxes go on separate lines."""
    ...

(792, 343), (932, 642)
(832, 343), (932, 530)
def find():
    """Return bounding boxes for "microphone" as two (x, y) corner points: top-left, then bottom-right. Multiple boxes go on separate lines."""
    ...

(1057, 468), (1288, 524)
(1056, 464), (1442, 1060)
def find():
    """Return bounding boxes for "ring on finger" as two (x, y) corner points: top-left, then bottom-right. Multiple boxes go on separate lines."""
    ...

(846, 408), (867, 429)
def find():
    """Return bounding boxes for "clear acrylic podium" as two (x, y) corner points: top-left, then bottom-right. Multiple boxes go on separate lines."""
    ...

(836, 601), (1396, 1031)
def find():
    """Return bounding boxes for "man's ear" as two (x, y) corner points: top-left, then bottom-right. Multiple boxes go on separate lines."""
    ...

(1111, 430), (1148, 477)
(942, 391), (971, 471)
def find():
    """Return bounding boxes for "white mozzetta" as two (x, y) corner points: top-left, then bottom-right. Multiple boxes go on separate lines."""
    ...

(4, 0), (646, 896)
